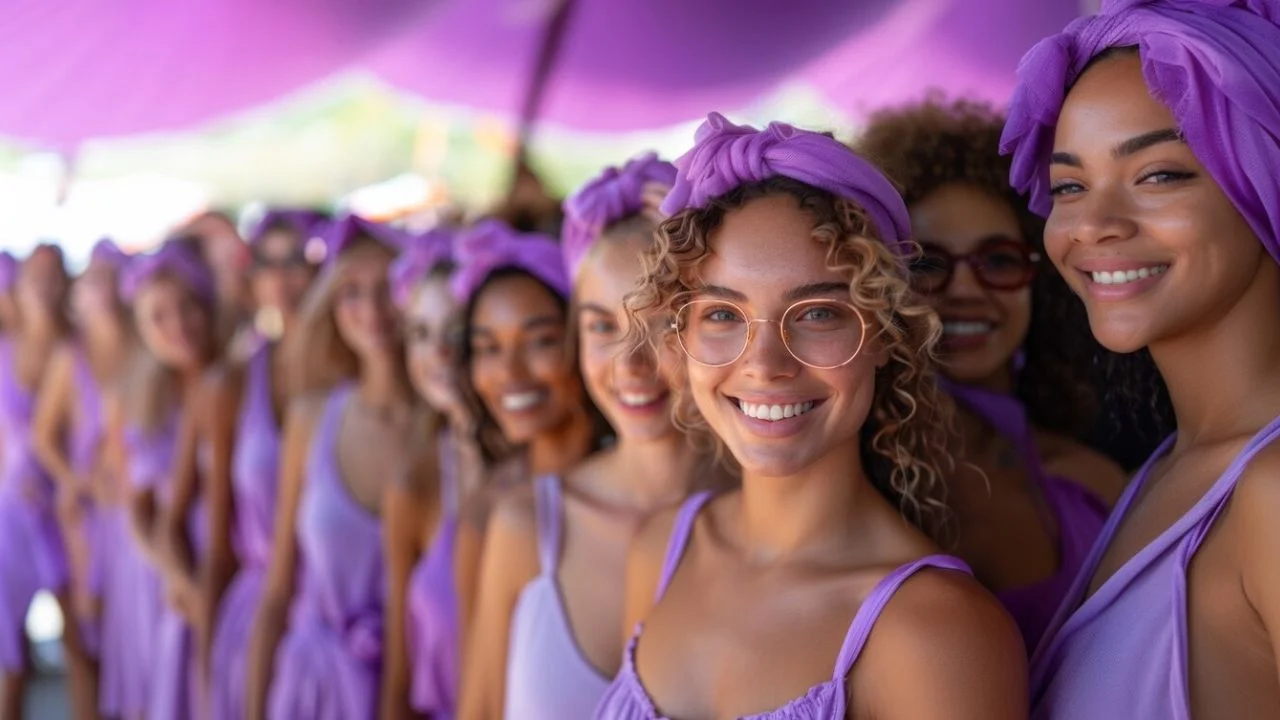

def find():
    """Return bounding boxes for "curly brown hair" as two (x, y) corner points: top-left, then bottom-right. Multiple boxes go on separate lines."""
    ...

(855, 95), (1100, 440)
(625, 176), (954, 541)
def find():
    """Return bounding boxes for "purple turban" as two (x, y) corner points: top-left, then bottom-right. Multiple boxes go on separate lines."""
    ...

(562, 152), (676, 278)
(119, 241), (216, 305)
(450, 219), (570, 303)
(89, 238), (129, 270)
(246, 208), (330, 248)
(661, 112), (912, 249)
(0, 252), (18, 294)
(388, 227), (455, 308)
(1002, 0), (1280, 261)
(312, 213), (414, 268)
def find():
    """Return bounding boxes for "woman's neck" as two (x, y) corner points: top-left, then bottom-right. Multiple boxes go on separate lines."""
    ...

(356, 353), (411, 412)
(528, 407), (595, 477)
(1152, 262), (1280, 449)
(608, 431), (709, 508)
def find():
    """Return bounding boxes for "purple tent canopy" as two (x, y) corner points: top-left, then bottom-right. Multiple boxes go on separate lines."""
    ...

(367, 0), (900, 132)
(0, 0), (435, 146)
(805, 0), (1084, 117)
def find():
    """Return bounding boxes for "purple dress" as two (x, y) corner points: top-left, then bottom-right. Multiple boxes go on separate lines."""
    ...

(99, 418), (174, 717)
(269, 384), (385, 720)
(504, 475), (611, 720)
(594, 492), (973, 719)
(407, 430), (461, 718)
(1030, 414), (1280, 719)
(0, 337), (68, 672)
(67, 347), (106, 656)
(209, 346), (281, 720)
(947, 384), (1108, 652)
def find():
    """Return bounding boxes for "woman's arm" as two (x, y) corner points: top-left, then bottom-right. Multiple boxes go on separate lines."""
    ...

(31, 345), (77, 494)
(157, 393), (204, 622)
(380, 455), (437, 720)
(197, 366), (244, 681)
(245, 395), (322, 720)
(455, 488), (541, 720)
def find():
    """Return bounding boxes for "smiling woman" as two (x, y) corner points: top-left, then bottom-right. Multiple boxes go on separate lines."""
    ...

(592, 113), (1027, 720)
(1001, 1), (1280, 717)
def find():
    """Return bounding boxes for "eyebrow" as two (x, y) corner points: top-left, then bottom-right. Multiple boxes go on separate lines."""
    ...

(577, 302), (613, 316)
(784, 281), (850, 302)
(524, 315), (564, 331)
(1050, 127), (1184, 168)
(697, 284), (748, 301)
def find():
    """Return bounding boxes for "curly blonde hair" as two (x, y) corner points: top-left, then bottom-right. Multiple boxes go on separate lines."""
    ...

(626, 176), (954, 540)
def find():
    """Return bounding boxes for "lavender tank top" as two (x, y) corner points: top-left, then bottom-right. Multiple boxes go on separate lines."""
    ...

(948, 384), (1108, 652)
(505, 475), (611, 720)
(408, 430), (461, 718)
(293, 383), (385, 661)
(68, 347), (105, 477)
(594, 492), (973, 720)
(0, 338), (53, 504)
(1031, 413), (1280, 719)
(230, 345), (279, 570)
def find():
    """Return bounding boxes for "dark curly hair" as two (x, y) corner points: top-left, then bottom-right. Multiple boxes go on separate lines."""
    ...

(856, 95), (1104, 442)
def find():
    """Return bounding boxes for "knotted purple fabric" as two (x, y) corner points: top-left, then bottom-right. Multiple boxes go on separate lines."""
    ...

(119, 241), (217, 305)
(1002, 0), (1280, 261)
(247, 208), (330, 248)
(389, 228), (455, 307)
(661, 112), (912, 250)
(562, 152), (676, 278)
(0, 252), (18, 294)
(314, 213), (413, 269)
(450, 219), (570, 303)
(89, 239), (129, 270)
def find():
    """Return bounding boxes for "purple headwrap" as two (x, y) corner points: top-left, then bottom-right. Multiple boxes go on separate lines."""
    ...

(450, 219), (570, 303)
(311, 213), (414, 269)
(388, 227), (455, 307)
(89, 238), (129, 270)
(661, 112), (912, 250)
(0, 252), (17, 294)
(1002, 0), (1280, 261)
(246, 208), (329, 248)
(562, 152), (677, 278)
(119, 241), (217, 305)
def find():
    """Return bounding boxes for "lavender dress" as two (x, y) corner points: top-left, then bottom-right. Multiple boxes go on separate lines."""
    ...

(594, 492), (974, 720)
(948, 384), (1108, 652)
(407, 431), (461, 718)
(209, 345), (281, 719)
(66, 347), (106, 655)
(269, 384), (385, 720)
(1031, 414), (1280, 719)
(0, 337), (68, 671)
(99, 418), (174, 717)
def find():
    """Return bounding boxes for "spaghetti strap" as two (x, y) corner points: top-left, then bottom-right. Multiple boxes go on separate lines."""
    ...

(534, 475), (562, 575)
(653, 491), (714, 602)
(831, 554), (973, 680)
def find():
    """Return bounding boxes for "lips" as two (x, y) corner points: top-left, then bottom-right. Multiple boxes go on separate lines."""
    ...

(735, 398), (817, 422)
(1088, 264), (1169, 285)
(616, 389), (668, 409)
(499, 389), (547, 412)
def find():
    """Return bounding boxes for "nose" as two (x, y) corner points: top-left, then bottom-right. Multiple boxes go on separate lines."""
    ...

(946, 260), (986, 300)
(613, 338), (657, 379)
(1065, 183), (1140, 247)
(738, 319), (799, 378)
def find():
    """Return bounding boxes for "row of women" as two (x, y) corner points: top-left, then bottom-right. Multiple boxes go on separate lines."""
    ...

(1, 0), (1278, 717)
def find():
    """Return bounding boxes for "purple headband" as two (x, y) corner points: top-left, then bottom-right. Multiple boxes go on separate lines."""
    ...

(119, 241), (217, 305)
(247, 208), (329, 248)
(388, 227), (455, 307)
(0, 252), (17, 294)
(562, 152), (677, 278)
(312, 213), (413, 268)
(89, 238), (129, 270)
(450, 219), (570, 303)
(1002, 0), (1280, 261)
(661, 112), (912, 249)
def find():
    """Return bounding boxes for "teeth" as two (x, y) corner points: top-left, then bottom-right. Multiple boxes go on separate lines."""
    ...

(501, 391), (544, 412)
(942, 321), (993, 337)
(618, 391), (663, 407)
(1090, 265), (1168, 285)
(736, 400), (815, 422)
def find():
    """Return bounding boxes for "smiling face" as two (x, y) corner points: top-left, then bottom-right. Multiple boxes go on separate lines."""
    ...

(684, 194), (878, 478)
(576, 231), (676, 442)
(133, 275), (212, 371)
(250, 227), (315, 322)
(468, 272), (582, 445)
(911, 183), (1032, 389)
(1046, 53), (1266, 353)
(16, 246), (68, 327)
